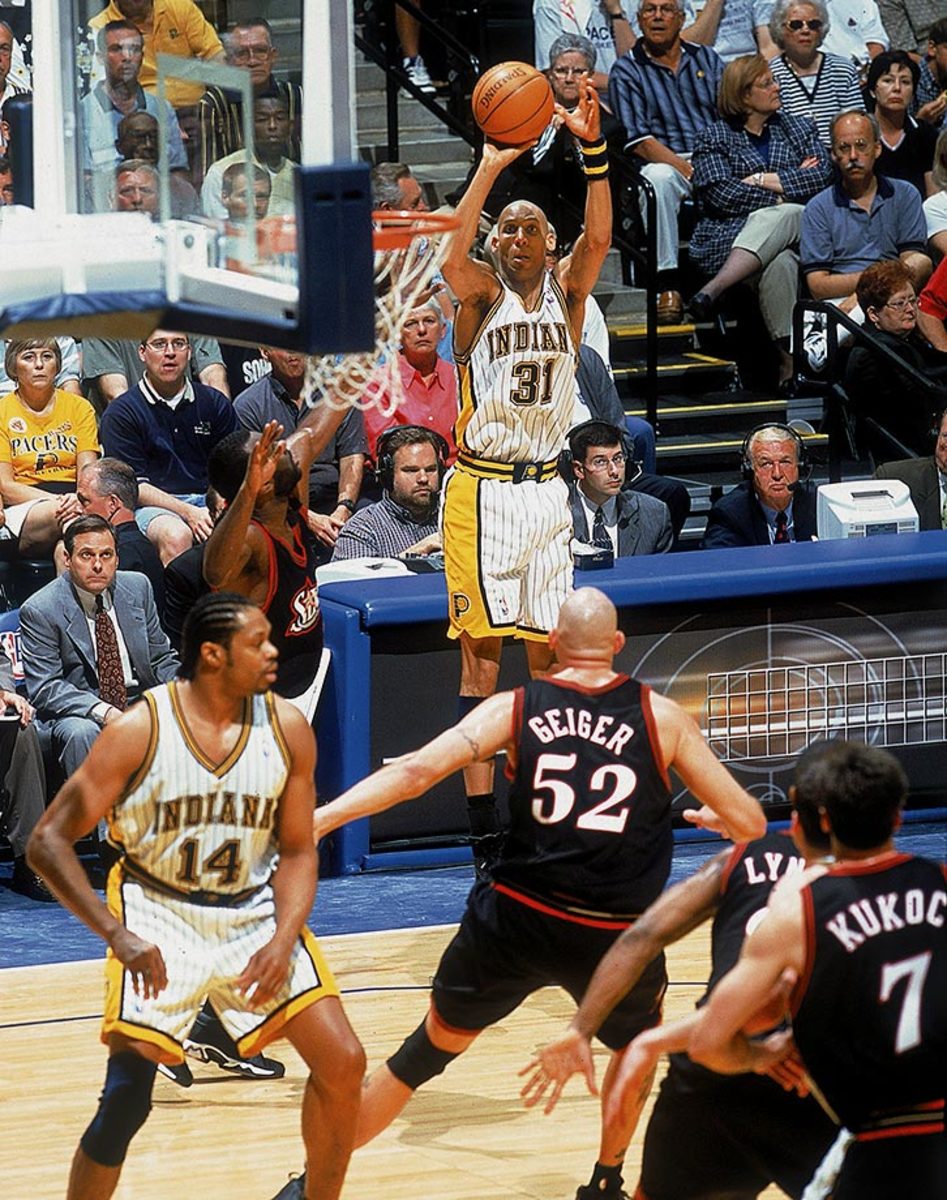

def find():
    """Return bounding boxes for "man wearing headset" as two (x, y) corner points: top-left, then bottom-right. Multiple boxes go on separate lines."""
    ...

(701, 423), (818, 548)
(332, 426), (445, 561)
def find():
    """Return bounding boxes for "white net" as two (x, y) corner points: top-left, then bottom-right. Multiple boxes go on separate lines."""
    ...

(301, 210), (458, 415)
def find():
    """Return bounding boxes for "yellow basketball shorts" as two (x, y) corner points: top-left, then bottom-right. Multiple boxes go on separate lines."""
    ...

(441, 466), (573, 641)
(102, 870), (339, 1061)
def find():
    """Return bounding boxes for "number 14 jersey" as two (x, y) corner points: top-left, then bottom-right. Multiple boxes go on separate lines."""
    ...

(495, 674), (673, 919)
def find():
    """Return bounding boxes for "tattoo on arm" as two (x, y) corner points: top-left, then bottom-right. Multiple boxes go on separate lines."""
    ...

(460, 731), (481, 760)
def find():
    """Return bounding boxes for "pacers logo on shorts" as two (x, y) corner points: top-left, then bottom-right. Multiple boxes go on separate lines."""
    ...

(451, 592), (471, 621)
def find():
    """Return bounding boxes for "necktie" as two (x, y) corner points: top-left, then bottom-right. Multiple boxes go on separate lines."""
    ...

(592, 506), (612, 551)
(95, 596), (127, 710)
(774, 510), (790, 544)
(942, 493), (947, 530)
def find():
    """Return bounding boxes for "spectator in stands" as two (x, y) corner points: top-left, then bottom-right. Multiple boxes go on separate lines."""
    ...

(0, 339), (97, 558)
(534, 0), (635, 91)
(0, 644), (52, 902)
(332, 427), (444, 561)
(466, 35), (624, 249)
(609, 0), (725, 324)
(701, 423), (817, 546)
(197, 18), (302, 184)
(919, 129), (947, 257)
(221, 160), (271, 220)
(865, 50), (937, 197)
(873, 404), (947, 527)
(820, 0), (888, 70)
(669, 0), (780, 62)
(877, 0), (940, 59)
(88, 0), (225, 171)
(0, 337), (81, 396)
(768, 0), (864, 144)
(99, 331), (237, 564)
(109, 157), (159, 216)
(0, 21), (29, 152)
(362, 299), (458, 482)
(114, 112), (200, 217)
(397, 0), (436, 94)
(686, 54), (832, 387)
(201, 93), (296, 219)
(76, 457), (165, 611)
(0, 153), (13, 205)
(234, 346), (366, 554)
(844, 258), (945, 453)
(82, 332), (229, 408)
(371, 160), (429, 212)
(20, 514), (177, 801)
(81, 19), (186, 210)
(915, 17), (947, 127)
(917, 239), (947, 346)
(799, 109), (931, 368)
(161, 485), (224, 650)
(568, 420), (673, 555)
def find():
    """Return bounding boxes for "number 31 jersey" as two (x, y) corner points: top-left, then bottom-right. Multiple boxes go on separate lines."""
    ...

(106, 681), (290, 897)
(495, 674), (673, 918)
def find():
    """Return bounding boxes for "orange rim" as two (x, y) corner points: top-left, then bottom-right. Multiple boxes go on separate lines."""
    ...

(372, 209), (460, 250)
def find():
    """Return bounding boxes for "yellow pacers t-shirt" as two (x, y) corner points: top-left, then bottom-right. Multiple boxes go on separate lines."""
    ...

(0, 390), (100, 486)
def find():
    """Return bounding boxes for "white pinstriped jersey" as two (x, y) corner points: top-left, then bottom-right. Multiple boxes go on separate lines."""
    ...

(454, 273), (578, 462)
(107, 682), (290, 897)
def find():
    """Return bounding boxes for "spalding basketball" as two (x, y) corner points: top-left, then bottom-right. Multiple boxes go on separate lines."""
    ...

(472, 61), (555, 146)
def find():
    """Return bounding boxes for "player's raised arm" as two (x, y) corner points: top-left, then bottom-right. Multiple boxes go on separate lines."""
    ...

(520, 850), (727, 1113)
(650, 691), (767, 841)
(558, 80), (613, 321)
(314, 691), (516, 839)
(27, 705), (168, 997)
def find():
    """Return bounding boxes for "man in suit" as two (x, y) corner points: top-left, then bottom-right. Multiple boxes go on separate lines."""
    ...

(20, 514), (178, 784)
(701, 424), (817, 549)
(568, 420), (673, 556)
(873, 406), (947, 531)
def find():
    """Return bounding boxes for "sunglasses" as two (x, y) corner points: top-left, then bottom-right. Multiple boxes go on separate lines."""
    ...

(786, 18), (823, 29)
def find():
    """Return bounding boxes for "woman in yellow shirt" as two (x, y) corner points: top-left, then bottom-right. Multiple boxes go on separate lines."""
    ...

(0, 339), (100, 557)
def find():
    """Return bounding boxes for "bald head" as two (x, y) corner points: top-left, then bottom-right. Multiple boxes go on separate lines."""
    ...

(491, 201), (551, 286)
(550, 588), (623, 664)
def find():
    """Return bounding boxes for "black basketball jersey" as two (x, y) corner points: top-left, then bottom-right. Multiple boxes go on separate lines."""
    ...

(792, 853), (947, 1136)
(253, 506), (323, 700)
(493, 674), (672, 917)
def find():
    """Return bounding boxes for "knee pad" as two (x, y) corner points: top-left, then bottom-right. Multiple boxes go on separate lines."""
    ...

(80, 1051), (157, 1167)
(387, 1020), (459, 1091)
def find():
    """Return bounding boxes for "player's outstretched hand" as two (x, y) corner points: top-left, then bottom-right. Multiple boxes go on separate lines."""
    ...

(481, 136), (539, 170)
(519, 1029), (598, 1115)
(681, 804), (738, 839)
(110, 928), (167, 1000)
(603, 1031), (661, 1130)
(245, 419), (286, 498)
(236, 940), (292, 1010)
(557, 78), (601, 143)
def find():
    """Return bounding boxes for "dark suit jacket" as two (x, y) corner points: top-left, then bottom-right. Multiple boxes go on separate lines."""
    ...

(571, 485), (673, 556)
(701, 481), (818, 549)
(20, 570), (179, 722)
(873, 457), (943, 531)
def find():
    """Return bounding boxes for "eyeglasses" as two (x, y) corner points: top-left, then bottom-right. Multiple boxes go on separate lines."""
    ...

(585, 453), (626, 471)
(230, 44), (274, 62)
(785, 18), (823, 30)
(834, 139), (874, 153)
(883, 296), (918, 312)
(145, 338), (189, 352)
(639, 4), (680, 15)
(551, 66), (590, 78)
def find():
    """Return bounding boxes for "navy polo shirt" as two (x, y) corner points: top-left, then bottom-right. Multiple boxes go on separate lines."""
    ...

(800, 175), (927, 276)
(100, 379), (238, 494)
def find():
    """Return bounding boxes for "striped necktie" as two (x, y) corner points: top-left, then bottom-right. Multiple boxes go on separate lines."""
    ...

(592, 506), (612, 550)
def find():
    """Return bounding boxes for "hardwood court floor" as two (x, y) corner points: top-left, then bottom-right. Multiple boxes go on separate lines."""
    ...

(0, 924), (789, 1199)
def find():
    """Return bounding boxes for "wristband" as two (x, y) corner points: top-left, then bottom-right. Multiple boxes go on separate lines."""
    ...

(608, 10), (628, 21)
(580, 137), (609, 179)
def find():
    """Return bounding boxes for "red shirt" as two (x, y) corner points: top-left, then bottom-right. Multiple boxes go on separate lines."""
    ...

(364, 353), (458, 466)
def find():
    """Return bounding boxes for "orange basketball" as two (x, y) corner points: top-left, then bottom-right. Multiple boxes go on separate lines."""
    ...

(472, 61), (555, 146)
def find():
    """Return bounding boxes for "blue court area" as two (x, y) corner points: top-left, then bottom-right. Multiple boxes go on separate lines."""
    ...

(0, 819), (943, 972)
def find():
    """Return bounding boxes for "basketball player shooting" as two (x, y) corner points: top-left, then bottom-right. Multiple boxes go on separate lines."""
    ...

(441, 77), (612, 855)
(27, 594), (364, 1200)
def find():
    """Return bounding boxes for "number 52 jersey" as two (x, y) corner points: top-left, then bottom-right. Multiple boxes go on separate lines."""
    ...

(494, 674), (673, 918)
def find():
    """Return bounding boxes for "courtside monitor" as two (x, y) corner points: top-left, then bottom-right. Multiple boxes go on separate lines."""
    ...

(817, 480), (920, 540)
(0, 1), (374, 354)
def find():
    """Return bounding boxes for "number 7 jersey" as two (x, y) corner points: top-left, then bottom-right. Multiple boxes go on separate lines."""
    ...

(106, 682), (290, 898)
(494, 674), (673, 918)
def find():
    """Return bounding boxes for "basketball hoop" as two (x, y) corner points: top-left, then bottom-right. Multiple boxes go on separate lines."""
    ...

(301, 209), (460, 415)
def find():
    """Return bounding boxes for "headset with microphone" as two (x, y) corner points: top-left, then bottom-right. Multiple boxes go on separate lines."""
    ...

(375, 425), (451, 493)
(740, 422), (811, 491)
(559, 419), (641, 484)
